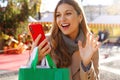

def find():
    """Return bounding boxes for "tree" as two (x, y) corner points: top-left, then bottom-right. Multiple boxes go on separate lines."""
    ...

(0, 0), (41, 50)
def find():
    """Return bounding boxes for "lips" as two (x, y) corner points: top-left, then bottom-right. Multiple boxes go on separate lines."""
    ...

(61, 23), (70, 28)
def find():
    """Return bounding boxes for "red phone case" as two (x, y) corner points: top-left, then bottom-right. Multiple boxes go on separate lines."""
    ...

(29, 23), (46, 46)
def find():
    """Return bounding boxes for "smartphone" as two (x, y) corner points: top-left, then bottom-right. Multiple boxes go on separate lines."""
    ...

(28, 23), (46, 46)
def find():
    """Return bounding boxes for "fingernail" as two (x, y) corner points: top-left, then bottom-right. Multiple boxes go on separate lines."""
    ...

(38, 34), (41, 37)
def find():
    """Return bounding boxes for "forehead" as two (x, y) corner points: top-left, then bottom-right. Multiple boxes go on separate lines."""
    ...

(56, 3), (75, 12)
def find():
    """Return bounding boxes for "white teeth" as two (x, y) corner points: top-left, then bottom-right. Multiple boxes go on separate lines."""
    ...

(61, 23), (69, 26)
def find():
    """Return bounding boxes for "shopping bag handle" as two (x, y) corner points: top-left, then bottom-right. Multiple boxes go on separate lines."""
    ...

(30, 47), (39, 70)
(46, 54), (57, 68)
(30, 47), (57, 69)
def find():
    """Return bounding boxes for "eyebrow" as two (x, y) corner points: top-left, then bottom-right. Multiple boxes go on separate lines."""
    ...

(56, 9), (73, 14)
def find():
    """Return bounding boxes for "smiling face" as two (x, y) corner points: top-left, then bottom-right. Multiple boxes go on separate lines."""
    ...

(55, 3), (82, 40)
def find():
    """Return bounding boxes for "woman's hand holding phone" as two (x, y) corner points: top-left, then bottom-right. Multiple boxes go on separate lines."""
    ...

(34, 34), (51, 62)
(29, 23), (51, 62)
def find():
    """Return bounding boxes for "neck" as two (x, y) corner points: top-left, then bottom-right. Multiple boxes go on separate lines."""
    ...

(62, 28), (84, 55)
(68, 28), (79, 40)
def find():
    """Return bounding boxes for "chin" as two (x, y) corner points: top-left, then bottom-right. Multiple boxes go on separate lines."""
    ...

(62, 32), (70, 36)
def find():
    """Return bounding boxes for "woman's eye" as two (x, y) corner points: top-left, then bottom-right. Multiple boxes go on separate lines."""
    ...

(56, 14), (60, 17)
(66, 13), (72, 15)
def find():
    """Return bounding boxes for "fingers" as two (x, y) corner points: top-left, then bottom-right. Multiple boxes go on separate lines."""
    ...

(86, 33), (100, 50)
(38, 45), (51, 61)
(38, 39), (51, 61)
(91, 34), (101, 51)
(92, 34), (97, 48)
(38, 47), (51, 61)
(86, 32), (93, 45)
(38, 38), (47, 49)
(31, 34), (41, 51)
(95, 41), (101, 51)
(30, 34), (51, 62)
(78, 33), (101, 66)
(96, 35), (99, 41)
(78, 40), (83, 48)
(39, 41), (50, 54)
(86, 33), (90, 44)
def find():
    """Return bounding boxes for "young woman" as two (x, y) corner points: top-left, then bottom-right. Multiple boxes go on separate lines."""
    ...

(32, 0), (100, 80)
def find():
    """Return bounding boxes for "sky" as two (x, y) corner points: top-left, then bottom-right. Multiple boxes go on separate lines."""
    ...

(40, 0), (113, 12)
(0, 0), (8, 7)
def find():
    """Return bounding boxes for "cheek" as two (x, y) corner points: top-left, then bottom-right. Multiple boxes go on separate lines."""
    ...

(56, 19), (61, 29)
(72, 19), (79, 25)
(56, 18), (60, 25)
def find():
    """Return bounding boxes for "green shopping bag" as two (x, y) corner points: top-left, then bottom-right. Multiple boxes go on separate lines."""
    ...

(18, 47), (70, 80)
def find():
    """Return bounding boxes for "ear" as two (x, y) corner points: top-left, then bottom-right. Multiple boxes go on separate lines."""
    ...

(78, 14), (83, 23)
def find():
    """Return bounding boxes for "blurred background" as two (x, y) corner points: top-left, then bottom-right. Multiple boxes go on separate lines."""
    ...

(0, 0), (120, 80)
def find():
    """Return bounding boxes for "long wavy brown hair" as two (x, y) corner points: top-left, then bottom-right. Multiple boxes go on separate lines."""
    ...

(50, 0), (90, 68)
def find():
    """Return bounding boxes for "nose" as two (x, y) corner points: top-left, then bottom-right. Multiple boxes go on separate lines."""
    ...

(60, 15), (66, 21)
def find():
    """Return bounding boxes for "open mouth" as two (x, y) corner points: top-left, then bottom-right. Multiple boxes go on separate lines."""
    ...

(61, 23), (70, 29)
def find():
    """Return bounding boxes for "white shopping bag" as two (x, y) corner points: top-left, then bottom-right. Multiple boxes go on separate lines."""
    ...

(21, 47), (49, 69)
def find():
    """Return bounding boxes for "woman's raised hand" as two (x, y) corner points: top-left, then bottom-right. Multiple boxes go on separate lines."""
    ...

(78, 33), (101, 66)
